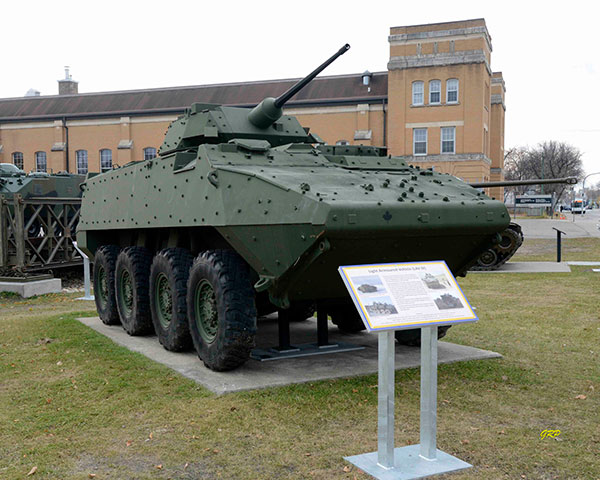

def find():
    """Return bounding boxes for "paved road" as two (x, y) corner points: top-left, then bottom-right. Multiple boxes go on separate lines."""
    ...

(513, 209), (600, 239)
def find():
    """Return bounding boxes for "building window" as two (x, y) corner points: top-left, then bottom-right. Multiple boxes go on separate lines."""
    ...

(335, 140), (349, 145)
(441, 127), (456, 154)
(143, 147), (157, 160)
(100, 149), (112, 172)
(413, 128), (427, 155)
(447, 79), (459, 103)
(35, 151), (47, 172)
(76, 150), (88, 174)
(412, 81), (424, 106)
(12, 152), (24, 170)
(429, 80), (441, 104)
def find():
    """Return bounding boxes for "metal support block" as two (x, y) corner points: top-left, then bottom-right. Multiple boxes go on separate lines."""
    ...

(73, 241), (94, 301)
(251, 308), (364, 361)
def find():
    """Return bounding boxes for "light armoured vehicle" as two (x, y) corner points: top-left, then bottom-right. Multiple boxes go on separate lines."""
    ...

(77, 45), (511, 371)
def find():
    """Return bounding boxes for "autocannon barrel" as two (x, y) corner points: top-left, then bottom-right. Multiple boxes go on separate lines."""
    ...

(248, 44), (350, 128)
(274, 44), (350, 108)
(469, 177), (578, 188)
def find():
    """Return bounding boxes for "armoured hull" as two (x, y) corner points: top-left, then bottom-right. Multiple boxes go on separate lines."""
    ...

(75, 45), (511, 370)
(78, 142), (508, 307)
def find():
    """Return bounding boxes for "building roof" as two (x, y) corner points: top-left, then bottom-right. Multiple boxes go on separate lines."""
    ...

(0, 72), (388, 123)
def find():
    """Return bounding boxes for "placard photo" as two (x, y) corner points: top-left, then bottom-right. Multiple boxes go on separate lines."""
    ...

(338, 261), (477, 331)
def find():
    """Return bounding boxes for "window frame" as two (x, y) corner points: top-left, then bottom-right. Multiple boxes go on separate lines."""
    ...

(76, 149), (88, 175)
(441, 127), (456, 154)
(143, 147), (157, 160)
(35, 151), (47, 172)
(429, 80), (441, 105)
(100, 149), (112, 173)
(12, 152), (24, 170)
(446, 79), (459, 104)
(412, 81), (424, 106)
(413, 128), (428, 156)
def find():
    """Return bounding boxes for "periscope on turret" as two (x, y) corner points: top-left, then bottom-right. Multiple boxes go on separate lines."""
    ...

(76, 44), (510, 371)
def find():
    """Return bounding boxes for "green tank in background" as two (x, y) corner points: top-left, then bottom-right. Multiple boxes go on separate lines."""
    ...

(0, 164), (86, 272)
(77, 45), (511, 371)
(0, 163), (85, 236)
(468, 177), (577, 271)
(0, 163), (84, 200)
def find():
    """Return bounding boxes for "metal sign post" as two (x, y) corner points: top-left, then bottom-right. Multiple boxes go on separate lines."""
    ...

(72, 241), (94, 301)
(345, 326), (471, 479)
(339, 261), (476, 479)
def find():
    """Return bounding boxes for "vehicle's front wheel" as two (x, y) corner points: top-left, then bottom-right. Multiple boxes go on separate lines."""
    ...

(187, 250), (257, 371)
(115, 246), (153, 335)
(149, 248), (193, 351)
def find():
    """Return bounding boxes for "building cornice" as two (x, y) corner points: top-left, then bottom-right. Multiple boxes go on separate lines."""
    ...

(388, 50), (492, 76)
(491, 94), (506, 110)
(389, 25), (492, 52)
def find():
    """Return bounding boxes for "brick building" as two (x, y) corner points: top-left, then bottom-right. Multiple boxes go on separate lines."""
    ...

(0, 19), (505, 199)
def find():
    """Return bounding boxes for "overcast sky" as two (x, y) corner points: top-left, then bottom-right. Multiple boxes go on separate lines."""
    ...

(2, 0), (599, 181)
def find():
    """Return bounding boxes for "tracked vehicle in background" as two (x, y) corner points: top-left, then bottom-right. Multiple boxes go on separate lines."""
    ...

(77, 45), (511, 371)
(468, 177), (577, 271)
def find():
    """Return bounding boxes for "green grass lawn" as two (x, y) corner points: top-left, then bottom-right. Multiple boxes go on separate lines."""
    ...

(0, 240), (598, 479)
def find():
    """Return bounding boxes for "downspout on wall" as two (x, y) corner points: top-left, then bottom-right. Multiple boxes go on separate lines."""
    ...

(62, 117), (69, 173)
(382, 98), (387, 147)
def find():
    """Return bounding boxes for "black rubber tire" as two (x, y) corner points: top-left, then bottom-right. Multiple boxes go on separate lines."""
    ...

(93, 245), (120, 325)
(149, 248), (193, 351)
(186, 250), (257, 371)
(395, 326), (451, 346)
(114, 246), (153, 336)
(330, 306), (366, 333)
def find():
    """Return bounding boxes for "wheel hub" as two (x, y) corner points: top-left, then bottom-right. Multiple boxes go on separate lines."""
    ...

(154, 272), (173, 329)
(195, 280), (218, 343)
(478, 249), (498, 267)
(119, 269), (134, 315)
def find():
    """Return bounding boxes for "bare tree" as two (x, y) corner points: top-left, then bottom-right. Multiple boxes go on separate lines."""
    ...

(504, 141), (584, 205)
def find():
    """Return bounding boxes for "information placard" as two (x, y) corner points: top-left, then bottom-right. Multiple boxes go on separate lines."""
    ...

(338, 261), (477, 332)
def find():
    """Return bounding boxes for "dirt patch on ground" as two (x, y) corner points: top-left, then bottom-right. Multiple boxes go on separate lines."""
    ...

(75, 453), (217, 479)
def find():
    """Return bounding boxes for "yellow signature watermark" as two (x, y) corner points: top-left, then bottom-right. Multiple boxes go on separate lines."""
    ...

(540, 429), (561, 440)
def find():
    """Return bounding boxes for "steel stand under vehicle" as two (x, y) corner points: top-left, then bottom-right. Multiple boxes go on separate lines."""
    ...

(250, 306), (364, 361)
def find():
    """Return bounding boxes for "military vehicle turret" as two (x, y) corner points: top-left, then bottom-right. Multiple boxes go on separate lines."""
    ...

(77, 45), (511, 371)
